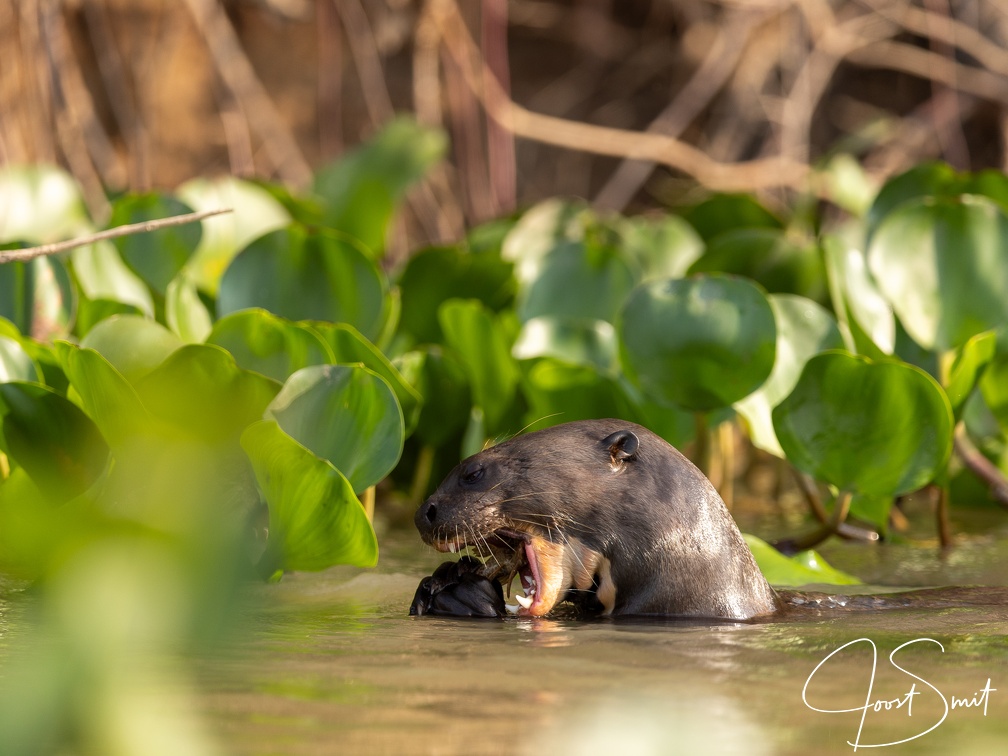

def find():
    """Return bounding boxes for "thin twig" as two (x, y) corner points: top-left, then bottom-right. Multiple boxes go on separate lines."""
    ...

(954, 423), (1008, 509)
(0, 208), (232, 264)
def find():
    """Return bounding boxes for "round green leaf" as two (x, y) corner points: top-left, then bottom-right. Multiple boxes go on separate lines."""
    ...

(735, 295), (844, 457)
(218, 225), (388, 342)
(612, 214), (704, 281)
(110, 193), (200, 294)
(946, 330), (996, 418)
(266, 364), (404, 493)
(177, 176), (290, 296)
(821, 235), (894, 356)
(438, 299), (519, 431)
(772, 351), (953, 496)
(401, 346), (472, 448)
(74, 298), (144, 339)
(0, 165), (91, 243)
(618, 275), (776, 412)
(0, 382), (109, 504)
(397, 245), (515, 344)
(314, 117), (447, 256)
(71, 240), (153, 317)
(688, 228), (827, 303)
(866, 161), (959, 238)
(207, 309), (332, 383)
(0, 336), (41, 383)
(134, 344), (281, 443)
(868, 195), (1008, 351)
(310, 321), (421, 436)
(516, 240), (635, 324)
(512, 316), (617, 374)
(80, 315), (184, 384)
(0, 253), (76, 340)
(241, 420), (378, 572)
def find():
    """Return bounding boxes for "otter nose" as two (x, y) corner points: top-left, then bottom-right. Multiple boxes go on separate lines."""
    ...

(415, 499), (438, 533)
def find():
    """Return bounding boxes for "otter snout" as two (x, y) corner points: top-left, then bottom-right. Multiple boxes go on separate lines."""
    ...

(414, 497), (439, 540)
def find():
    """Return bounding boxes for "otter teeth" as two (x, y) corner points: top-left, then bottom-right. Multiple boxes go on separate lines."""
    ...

(515, 592), (533, 609)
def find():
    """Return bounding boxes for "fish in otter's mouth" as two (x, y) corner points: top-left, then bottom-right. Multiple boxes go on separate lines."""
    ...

(428, 525), (609, 617)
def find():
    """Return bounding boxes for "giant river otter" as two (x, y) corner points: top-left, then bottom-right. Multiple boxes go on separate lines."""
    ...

(411, 419), (782, 619)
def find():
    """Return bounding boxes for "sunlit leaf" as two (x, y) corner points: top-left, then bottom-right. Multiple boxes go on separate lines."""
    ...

(266, 364), (403, 493)
(0, 165), (91, 243)
(0, 382), (109, 504)
(773, 351), (953, 496)
(110, 193), (200, 294)
(207, 309), (332, 383)
(0, 336), (41, 383)
(0, 253), (76, 340)
(314, 117), (447, 256)
(946, 331), (996, 419)
(242, 420), (378, 572)
(866, 161), (959, 238)
(618, 275), (776, 412)
(501, 198), (595, 283)
(165, 271), (213, 342)
(80, 315), (183, 384)
(735, 295), (844, 457)
(512, 316), (617, 374)
(516, 240), (635, 324)
(71, 240), (153, 317)
(177, 176), (291, 296)
(613, 213), (704, 281)
(868, 195), (1008, 352)
(134, 344), (280, 443)
(744, 534), (861, 586)
(218, 225), (389, 342)
(822, 235), (894, 356)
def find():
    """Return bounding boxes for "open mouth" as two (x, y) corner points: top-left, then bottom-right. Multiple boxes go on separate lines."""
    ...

(432, 528), (553, 616)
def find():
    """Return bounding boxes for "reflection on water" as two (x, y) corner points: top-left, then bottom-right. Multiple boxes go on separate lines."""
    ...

(194, 531), (1008, 755)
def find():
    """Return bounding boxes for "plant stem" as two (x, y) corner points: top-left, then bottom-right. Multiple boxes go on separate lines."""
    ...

(936, 485), (953, 549)
(361, 485), (376, 523)
(953, 422), (1008, 509)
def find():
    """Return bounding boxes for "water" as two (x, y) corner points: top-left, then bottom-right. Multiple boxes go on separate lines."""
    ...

(197, 531), (1008, 755)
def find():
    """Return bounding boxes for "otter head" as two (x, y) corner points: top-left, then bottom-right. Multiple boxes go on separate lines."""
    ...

(414, 421), (644, 617)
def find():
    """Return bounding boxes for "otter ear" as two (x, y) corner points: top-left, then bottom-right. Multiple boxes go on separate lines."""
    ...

(601, 429), (639, 466)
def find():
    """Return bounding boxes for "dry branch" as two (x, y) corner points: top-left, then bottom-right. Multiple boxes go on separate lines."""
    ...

(0, 208), (231, 264)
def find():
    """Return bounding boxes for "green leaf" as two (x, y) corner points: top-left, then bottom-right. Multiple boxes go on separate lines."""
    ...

(866, 161), (959, 238)
(313, 117), (447, 256)
(0, 382), (109, 504)
(520, 358), (623, 428)
(218, 225), (389, 343)
(439, 299), (520, 431)
(134, 344), (280, 443)
(688, 228), (827, 303)
(612, 213), (704, 281)
(207, 309), (333, 383)
(402, 346), (472, 448)
(735, 295), (844, 457)
(110, 193), (200, 294)
(165, 271), (213, 342)
(772, 351), (953, 496)
(744, 534), (861, 586)
(516, 240), (635, 324)
(309, 321), (421, 436)
(266, 365), (404, 493)
(80, 315), (184, 384)
(71, 241), (153, 317)
(683, 194), (782, 242)
(946, 331), (996, 418)
(242, 420), (378, 571)
(177, 176), (291, 296)
(822, 235), (894, 356)
(0, 254), (76, 340)
(868, 195), (1008, 352)
(0, 336), (41, 383)
(501, 198), (595, 283)
(512, 316), (617, 374)
(74, 298), (144, 339)
(55, 342), (152, 450)
(618, 275), (776, 412)
(979, 330), (1008, 430)
(397, 245), (515, 344)
(0, 165), (91, 243)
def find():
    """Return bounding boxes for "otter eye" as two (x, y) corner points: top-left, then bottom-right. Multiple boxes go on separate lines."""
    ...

(460, 464), (485, 485)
